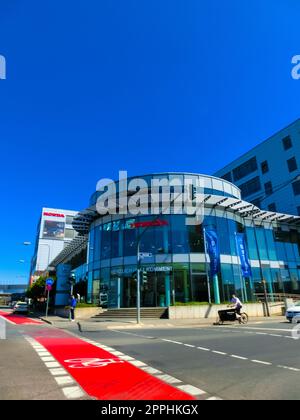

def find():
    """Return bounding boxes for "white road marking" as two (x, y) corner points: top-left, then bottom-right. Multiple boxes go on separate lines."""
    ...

(197, 347), (210, 351)
(236, 326), (294, 333)
(41, 356), (55, 362)
(251, 360), (272, 366)
(156, 374), (182, 384)
(54, 376), (75, 386)
(23, 335), (86, 399)
(184, 344), (195, 348)
(110, 351), (125, 356)
(62, 386), (85, 399)
(177, 385), (206, 396)
(212, 351), (227, 356)
(141, 366), (162, 375)
(162, 339), (183, 345)
(45, 361), (61, 368)
(231, 355), (248, 360)
(129, 360), (147, 367)
(277, 365), (300, 372)
(49, 368), (68, 376)
(119, 355), (135, 361)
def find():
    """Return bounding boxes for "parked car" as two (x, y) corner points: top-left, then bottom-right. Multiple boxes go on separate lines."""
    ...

(286, 301), (300, 323)
(13, 302), (29, 314)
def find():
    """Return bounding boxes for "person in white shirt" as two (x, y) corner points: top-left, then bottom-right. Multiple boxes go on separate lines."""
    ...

(230, 294), (243, 322)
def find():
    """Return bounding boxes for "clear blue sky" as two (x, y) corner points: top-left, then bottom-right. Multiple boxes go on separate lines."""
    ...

(0, 0), (300, 285)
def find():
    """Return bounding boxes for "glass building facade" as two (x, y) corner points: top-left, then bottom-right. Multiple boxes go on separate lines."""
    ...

(81, 173), (300, 307)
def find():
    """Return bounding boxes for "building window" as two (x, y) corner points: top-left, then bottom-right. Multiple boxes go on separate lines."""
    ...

(64, 228), (75, 239)
(233, 157), (258, 182)
(268, 203), (277, 212)
(264, 181), (273, 196)
(292, 180), (300, 196)
(261, 161), (269, 174)
(66, 216), (74, 225)
(43, 221), (65, 239)
(222, 172), (232, 182)
(239, 176), (261, 197)
(283, 135), (292, 150)
(287, 157), (298, 173)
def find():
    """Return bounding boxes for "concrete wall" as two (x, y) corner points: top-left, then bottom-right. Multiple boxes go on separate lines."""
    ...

(168, 302), (284, 319)
(54, 306), (102, 319)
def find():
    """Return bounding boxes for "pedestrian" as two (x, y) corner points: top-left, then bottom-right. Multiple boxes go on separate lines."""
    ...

(69, 294), (77, 322)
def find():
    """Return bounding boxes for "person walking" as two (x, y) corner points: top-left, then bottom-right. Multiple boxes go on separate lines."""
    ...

(69, 295), (77, 322)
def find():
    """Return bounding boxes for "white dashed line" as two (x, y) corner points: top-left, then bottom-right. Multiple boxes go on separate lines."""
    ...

(49, 368), (68, 376)
(197, 347), (210, 352)
(23, 335), (85, 400)
(119, 355), (135, 361)
(177, 385), (206, 396)
(162, 339), (183, 345)
(212, 351), (227, 356)
(62, 386), (85, 399)
(54, 376), (75, 386)
(110, 351), (125, 356)
(156, 374), (182, 384)
(45, 361), (61, 368)
(184, 344), (195, 348)
(277, 365), (300, 372)
(251, 360), (272, 366)
(41, 356), (56, 362)
(231, 355), (248, 360)
(141, 366), (163, 375)
(129, 360), (147, 367)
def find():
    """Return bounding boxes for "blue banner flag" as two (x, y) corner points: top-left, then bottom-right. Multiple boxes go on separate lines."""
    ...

(205, 229), (221, 276)
(235, 233), (252, 278)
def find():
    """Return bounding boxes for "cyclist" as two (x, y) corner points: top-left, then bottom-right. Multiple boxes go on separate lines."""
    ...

(230, 294), (243, 323)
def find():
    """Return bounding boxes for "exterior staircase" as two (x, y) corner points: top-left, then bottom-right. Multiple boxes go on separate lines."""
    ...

(92, 307), (169, 319)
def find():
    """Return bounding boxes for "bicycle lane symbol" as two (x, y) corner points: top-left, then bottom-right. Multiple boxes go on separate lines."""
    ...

(64, 358), (125, 368)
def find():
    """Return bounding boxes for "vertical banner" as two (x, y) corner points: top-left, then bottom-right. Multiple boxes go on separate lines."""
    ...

(235, 233), (252, 278)
(205, 229), (221, 276)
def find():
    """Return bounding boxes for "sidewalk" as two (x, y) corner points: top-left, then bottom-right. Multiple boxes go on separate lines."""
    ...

(40, 314), (286, 331)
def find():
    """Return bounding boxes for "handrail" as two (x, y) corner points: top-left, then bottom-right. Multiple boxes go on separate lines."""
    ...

(254, 293), (300, 302)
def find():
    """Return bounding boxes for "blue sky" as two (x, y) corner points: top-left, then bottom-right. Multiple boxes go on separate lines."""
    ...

(0, 0), (300, 285)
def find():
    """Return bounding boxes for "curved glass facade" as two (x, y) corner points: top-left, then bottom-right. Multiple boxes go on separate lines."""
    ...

(85, 173), (300, 307)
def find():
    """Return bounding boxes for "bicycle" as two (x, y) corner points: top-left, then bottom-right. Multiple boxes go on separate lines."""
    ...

(216, 308), (248, 325)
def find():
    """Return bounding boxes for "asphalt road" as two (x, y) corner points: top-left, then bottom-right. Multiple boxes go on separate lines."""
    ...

(1, 311), (300, 400)
(71, 320), (300, 400)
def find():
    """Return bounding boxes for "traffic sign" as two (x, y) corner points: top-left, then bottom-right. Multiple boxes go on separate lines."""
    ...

(46, 278), (54, 286)
(46, 285), (52, 291)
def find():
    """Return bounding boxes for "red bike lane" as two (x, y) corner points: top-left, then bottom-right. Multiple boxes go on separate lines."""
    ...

(29, 328), (196, 401)
(0, 310), (43, 325)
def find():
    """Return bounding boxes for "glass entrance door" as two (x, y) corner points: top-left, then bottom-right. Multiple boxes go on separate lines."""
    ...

(191, 273), (209, 303)
(122, 276), (137, 308)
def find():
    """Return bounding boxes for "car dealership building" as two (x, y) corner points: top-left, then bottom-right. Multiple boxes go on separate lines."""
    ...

(48, 172), (300, 309)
